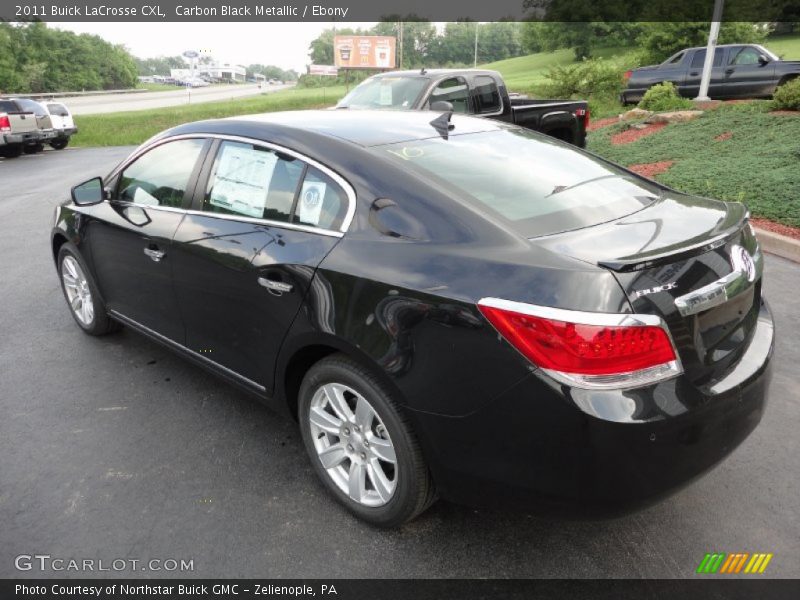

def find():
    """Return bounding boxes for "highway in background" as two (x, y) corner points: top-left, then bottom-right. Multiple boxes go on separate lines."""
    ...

(65, 82), (294, 115)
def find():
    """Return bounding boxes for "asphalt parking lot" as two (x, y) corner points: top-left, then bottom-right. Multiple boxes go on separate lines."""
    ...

(1, 147), (798, 579)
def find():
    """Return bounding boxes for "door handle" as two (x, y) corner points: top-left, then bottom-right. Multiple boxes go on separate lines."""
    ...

(725, 68), (734, 74)
(258, 277), (293, 294)
(143, 247), (165, 262)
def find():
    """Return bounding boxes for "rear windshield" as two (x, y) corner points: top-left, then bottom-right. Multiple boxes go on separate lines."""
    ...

(338, 76), (429, 110)
(377, 128), (662, 238)
(47, 103), (69, 116)
(0, 100), (20, 112)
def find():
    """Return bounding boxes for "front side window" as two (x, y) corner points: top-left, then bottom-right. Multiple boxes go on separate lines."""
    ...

(473, 76), (501, 114)
(118, 138), (206, 208)
(731, 47), (762, 65)
(429, 78), (470, 113)
(204, 141), (303, 222)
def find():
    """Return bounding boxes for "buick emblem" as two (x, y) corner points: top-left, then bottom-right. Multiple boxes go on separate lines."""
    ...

(731, 245), (756, 282)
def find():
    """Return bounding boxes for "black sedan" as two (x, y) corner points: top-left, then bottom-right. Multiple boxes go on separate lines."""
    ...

(622, 43), (800, 103)
(51, 110), (773, 526)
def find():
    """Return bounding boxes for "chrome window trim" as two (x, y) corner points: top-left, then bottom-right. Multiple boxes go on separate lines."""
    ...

(109, 310), (266, 393)
(106, 132), (357, 236)
(477, 297), (684, 390)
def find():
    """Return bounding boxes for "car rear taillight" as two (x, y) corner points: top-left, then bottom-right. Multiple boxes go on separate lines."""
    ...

(0, 114), (10, 133)
(574, 107), (590, 130)
(478, 298), (682, 389)
(623, 70), (633, 81)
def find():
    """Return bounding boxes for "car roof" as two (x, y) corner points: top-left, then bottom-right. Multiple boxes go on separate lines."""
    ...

(369, 68), (501, 78)
(169, 109), (506, 147)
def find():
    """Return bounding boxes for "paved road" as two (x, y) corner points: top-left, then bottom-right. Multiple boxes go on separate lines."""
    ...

(62, 84), (293, 115)
(1, 148), (798, 579)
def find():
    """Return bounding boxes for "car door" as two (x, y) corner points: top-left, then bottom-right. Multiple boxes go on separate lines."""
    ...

(682, 48), (728, 97)
(724, 46), (776, 97)
(170, 138), (351, 393)
(88, 137), (210, 343)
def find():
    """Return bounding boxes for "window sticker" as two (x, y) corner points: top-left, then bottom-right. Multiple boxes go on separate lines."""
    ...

(379, 84), (393, 106)
(210, 145), (277, 218)
(298, 180), (326, 225)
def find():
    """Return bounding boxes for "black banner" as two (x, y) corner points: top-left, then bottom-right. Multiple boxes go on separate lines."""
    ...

(3, 579), (800, 600)
(1, 0), (799, 23)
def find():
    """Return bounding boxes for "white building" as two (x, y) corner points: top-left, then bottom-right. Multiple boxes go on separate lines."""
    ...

(171, 63), (247, 83)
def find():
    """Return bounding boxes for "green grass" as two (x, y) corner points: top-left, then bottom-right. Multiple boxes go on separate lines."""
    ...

(587, 102), (800, 228)
(764, 34), (800, 60)
(72, 86), (347, 147)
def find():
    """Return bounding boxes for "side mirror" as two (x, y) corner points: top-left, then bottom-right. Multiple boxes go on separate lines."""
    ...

(430, 100), (454, 112)
(758, 54), (770, 65)
(71, 177), (105, 206)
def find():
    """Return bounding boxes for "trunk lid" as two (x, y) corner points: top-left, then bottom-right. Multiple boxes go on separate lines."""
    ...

(532, 193), (763, 386)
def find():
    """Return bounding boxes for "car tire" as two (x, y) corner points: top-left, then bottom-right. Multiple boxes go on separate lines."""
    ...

(298, 354), (436, 527)
(1, 144), (23, 158)
(24, 143), (44, 154)
(57, 244), (121, 336)
(50, 138), (69, 150)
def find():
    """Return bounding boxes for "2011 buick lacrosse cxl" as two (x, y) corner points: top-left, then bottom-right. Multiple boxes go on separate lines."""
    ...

(51, 110), (773, 527)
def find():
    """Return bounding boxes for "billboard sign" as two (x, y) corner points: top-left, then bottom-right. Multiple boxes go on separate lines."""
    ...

(334, 36), (396, 69)
(309, 65), (339, 76)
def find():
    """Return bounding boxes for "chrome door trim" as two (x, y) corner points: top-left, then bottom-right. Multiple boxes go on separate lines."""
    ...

(105, 132), (357, 235)
(108, 310), (266, 393)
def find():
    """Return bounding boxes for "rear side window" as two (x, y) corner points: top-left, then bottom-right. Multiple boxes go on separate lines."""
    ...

(118, 138), (206, 208)
(691, 48), (724, 68)
(473, 76), (502, 114)
(203, 140), (303, 222)
(292, 166), (349, 230)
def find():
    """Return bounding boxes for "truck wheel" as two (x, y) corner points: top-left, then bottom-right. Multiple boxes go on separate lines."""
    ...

(24, 143), (44, 154)
(1, 144), (23, 158)
(50, 138), (69, 150)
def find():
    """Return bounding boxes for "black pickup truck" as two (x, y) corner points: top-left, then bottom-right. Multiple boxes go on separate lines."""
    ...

(622, 43), (800, 104)
(335, 69), (589, 148)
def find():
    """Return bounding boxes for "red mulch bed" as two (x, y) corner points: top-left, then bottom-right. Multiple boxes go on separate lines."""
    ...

(714, 131), (733, 141)
(586, 116), (618, 132)
(611, 122), (668, 145)
(626, 161), (675, 179)
(770, 110), (799, 116)
(750, 218), (800, 241)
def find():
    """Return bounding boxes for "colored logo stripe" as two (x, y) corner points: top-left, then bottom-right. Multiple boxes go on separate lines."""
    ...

(697, 553), (773, 574)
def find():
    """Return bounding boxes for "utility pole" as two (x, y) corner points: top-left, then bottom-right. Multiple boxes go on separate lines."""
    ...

(696, 0), (725, 101)
(398, 21), (404, 69)
(474, 22), (479, 68)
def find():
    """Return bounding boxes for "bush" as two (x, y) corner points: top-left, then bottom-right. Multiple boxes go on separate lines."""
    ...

(540, 58), (625, 99)
(638, 82), (695, 112)
(773, 77), (800, 111)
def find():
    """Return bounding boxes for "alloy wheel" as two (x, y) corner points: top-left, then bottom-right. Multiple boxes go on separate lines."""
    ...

(308, 382), (397, 507)
(61, 255), (95, 326)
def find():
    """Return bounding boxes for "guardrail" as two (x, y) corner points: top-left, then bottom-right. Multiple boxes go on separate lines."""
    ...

(3, 89), (150, 100)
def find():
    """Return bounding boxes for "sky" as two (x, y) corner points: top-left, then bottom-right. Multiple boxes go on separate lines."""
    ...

(52, 22), (380, 73)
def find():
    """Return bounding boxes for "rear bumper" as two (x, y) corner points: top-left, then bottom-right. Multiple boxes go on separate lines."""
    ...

(3, 131), (41, 145)
(37, 129), (58, 141)
(410, 299), (774, 514)
(56, 127), (77, 137)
